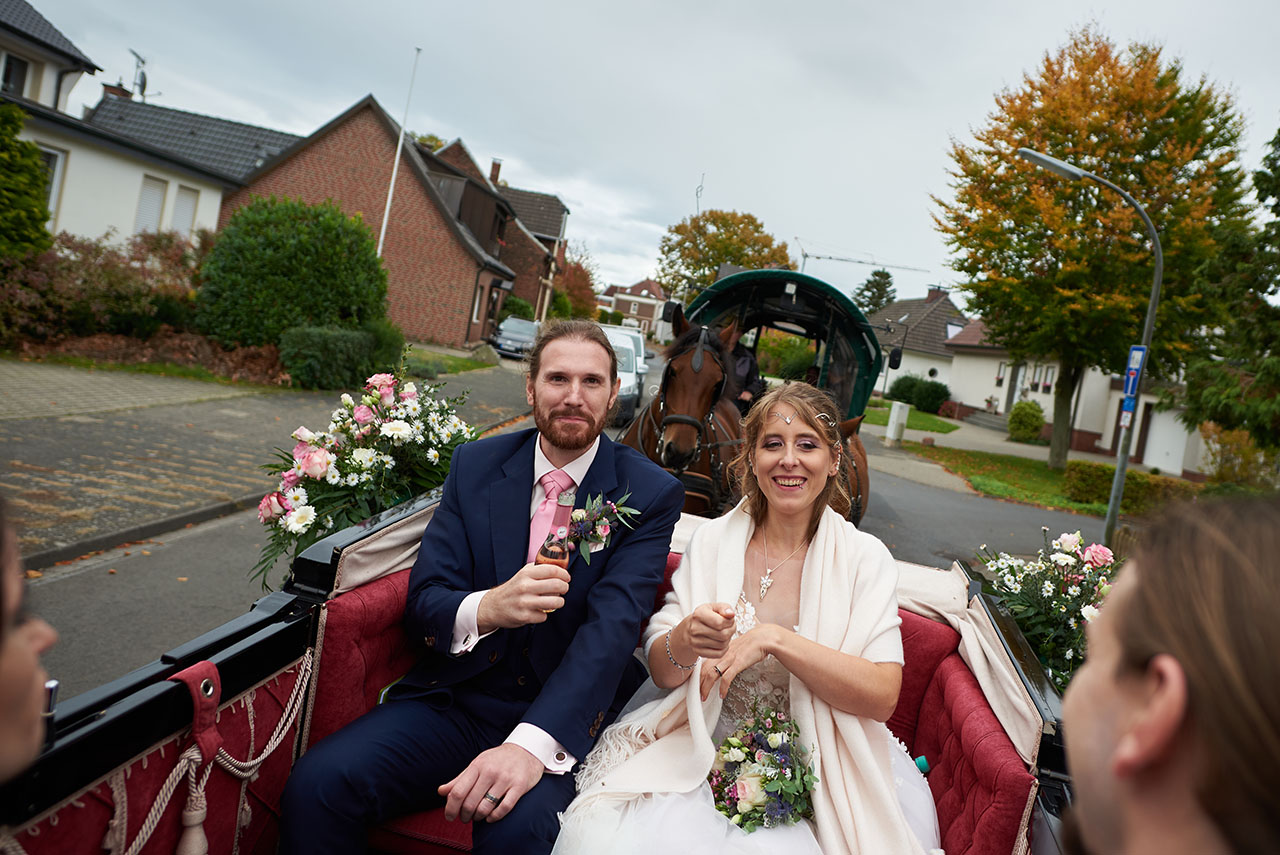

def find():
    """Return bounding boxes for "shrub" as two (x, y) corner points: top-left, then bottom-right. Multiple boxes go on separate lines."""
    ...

(279, 325), (377, 390)
(755, 329), (813, 379)
(501, 296), (535, 323)
(1063, 460), (1200, 515)
(937, 400), (959, 419)
(912, 380), (951, 414)
(886, 374), (922, 403)
(1008, 400), (1045, 443)
(1199, 422), (1279, 488)
(197, 197), (387, 347)
(547, 290), (572, 319)
(0, 103), (52, 263)
(363, 317), (405, 374)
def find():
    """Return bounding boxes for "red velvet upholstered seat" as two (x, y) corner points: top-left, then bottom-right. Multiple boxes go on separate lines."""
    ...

(305, 564), (1034, 854)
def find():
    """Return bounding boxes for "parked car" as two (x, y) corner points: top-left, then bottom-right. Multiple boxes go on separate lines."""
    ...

(601, 324), (653, 376)
(603, 328), (642, 425)
(489, 317), (539, 358)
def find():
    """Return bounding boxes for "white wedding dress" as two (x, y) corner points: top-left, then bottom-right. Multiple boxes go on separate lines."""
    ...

(555, 578), (943, 854)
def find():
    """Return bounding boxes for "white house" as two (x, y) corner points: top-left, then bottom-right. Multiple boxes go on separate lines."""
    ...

(865, 288), (969, 394)
(945, 318), (1209, 478)
(0, 0), (98, 112)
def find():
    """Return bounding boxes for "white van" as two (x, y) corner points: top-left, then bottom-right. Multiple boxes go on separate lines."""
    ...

(602, 328), (642, 425)
(601, 324), (651, 377)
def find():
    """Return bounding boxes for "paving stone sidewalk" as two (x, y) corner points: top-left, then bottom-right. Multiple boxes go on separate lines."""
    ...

(1, 360), (531, 566)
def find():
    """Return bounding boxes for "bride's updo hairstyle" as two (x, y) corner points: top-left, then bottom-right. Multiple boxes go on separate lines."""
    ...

(729, 383), (850, 540)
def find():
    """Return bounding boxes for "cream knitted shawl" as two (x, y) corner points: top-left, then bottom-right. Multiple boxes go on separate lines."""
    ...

(556, 500), (925, 855)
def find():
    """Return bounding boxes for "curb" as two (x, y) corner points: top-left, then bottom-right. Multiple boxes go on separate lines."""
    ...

(24, 410), (534, 571)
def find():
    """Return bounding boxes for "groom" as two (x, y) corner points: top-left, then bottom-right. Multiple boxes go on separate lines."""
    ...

(280, 320), (684, 854)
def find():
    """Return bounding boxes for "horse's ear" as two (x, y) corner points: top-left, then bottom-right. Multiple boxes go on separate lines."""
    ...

(840, 416), (864, 438)
(718, 321), (737, 346)
(671, 304), (688, 337)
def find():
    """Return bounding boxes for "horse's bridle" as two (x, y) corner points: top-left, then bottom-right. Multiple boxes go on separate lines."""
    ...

(655, 326), (728, 464)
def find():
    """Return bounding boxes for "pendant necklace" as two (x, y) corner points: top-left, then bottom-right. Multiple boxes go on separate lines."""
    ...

(759, 531), (807, 600)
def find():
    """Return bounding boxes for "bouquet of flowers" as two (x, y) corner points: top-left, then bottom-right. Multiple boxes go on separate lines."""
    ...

(708, 700), (818, 832)
(978, 528), (1117, 692)
(565, 492), (640, 564)
(250, 370), (475, 586)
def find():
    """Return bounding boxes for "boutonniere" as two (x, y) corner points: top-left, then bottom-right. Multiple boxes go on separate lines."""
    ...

(566, 491), (640, 565)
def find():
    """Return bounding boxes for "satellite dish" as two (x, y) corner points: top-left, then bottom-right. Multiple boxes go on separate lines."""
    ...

(138, 70), (147, 97)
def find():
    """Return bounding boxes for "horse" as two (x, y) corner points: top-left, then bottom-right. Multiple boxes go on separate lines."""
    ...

(621, 314), (742, 516)
(840, 416), (870, 526)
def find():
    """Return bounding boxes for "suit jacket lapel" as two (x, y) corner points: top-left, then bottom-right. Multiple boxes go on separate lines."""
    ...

(568, 435), (620, 574)
(491, 431), (538, 584)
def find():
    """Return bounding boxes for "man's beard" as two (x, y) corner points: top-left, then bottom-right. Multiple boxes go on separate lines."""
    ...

(533, 400), (606, 451)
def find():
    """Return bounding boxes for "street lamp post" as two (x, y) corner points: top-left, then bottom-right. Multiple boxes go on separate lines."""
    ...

(1017, 148), (1163, 547)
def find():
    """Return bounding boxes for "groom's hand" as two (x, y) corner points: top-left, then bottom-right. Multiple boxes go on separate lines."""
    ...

(439, 743), (544, 823)
(477, 562), (572, 633)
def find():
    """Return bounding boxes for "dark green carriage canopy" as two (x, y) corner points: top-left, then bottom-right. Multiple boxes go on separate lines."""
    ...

(686, 269), (884, 420)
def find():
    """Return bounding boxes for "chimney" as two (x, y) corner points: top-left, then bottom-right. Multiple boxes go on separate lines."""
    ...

(926, 286), (947, 303)
(489, 158), (503, 185)
(102, 80), (132, 100)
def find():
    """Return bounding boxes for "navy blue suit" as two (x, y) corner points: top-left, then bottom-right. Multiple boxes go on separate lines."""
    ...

(281, 430), (683, 854)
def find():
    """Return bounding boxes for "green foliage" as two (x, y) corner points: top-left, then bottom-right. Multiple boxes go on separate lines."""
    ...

(0, 231), (207, 344)
(934, 27), (1252, 468)
(278, 325), (377, 390)
(413, 131), (447, 152)
(861, 406), (960, 434)
(1007, 400), (1045, 443)
(886, 374), (923, 403)
(911, 379), (951, 414)
(1062, 460), (1200, 514)
(853, 269), (895, 315)
(1198, 423), (1279, 487)
(1177, 124), (1280, 450)
(547, 289), (572, 319)
(500, 295), (535, 322)
(597, 308), (624, 325)
(0, 103), (52, 262)
(909, 442), (1108, 515)
(656, 209), (792, 303)
(754, 329), (813, 379)
(363, 318), (406, 374)
(197, 197), (387, 347)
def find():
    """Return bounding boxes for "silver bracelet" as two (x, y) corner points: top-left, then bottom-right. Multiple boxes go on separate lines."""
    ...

(665, 630), (696, 670)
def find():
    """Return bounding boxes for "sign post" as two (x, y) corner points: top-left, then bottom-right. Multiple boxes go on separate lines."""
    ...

(1105, 345), (1148, 544)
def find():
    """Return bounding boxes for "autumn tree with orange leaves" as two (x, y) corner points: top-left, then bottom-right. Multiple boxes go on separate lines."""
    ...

(934, 27), (1251, 469)
(657, 209), (793, 303)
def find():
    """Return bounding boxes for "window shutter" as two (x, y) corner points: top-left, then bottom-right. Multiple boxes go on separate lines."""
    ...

(173, 186), (199, 237)
(134, 176), (168, 234)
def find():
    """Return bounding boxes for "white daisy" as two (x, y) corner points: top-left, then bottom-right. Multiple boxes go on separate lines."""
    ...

(285, 486), (308, 507)
(380, 420), (413, 443)
(426, 448), (440, 464)
(1068, 585), (1081, 596)
(351, 448), (377, 469)
(284, 505), (317, 534)
(1041, 580), (1054, 597)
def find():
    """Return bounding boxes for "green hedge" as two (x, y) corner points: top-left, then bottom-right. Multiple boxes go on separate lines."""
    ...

(279, 326), (377, 390)
(887, 374), (922, 402)
(912, 380), (951, 415)
(1008, 400), (1045, 443)
(1063, 460), (1201, 515)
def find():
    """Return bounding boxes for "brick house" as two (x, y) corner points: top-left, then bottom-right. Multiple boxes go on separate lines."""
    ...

(219, 95), (517, 347)
(864, 287), (969, 392)
(598, 279), (668, 335)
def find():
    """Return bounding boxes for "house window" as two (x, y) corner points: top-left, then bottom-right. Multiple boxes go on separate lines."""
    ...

(2, 53), (30, 97)
(37, 146), (65, 229)
(630, 301), (639, 314)
(1032, 364), (1044, 388)
(995, 361), (1005, 388)
(1043, 365), (1056, 393)
(471, 286), (483, 324)
(172, 185), (200, 238)
(134, 175), (168, 234)
(640, 319), (649, 333)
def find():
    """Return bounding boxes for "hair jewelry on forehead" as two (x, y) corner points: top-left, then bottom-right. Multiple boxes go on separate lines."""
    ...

(768, 410), (836, 427)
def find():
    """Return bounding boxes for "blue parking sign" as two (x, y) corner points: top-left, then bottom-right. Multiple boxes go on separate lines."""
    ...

(1123, 345), (1147, 398)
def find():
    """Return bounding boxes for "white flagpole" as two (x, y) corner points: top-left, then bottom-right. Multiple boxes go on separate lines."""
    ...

(377, 47), (422, 257)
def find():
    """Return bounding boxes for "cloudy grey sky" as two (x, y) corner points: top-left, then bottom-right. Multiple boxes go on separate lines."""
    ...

(55, 0), (1279, 302)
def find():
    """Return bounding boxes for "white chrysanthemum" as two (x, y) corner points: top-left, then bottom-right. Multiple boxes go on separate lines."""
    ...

(1041, 580), (1054, 597)
(403, 399), (421, 417)
(1064, 648), (1075, 661)
(345, 472), (361, 486)
(360, 472), (372, 483)
(383, 458), (396, 469)
(1081, 604), (1100, 623)
(284, 505), (317, 534)
(1069, 618), (1077, 629)
(426, 448), (440, 464)
(1009, 581), (1021, 594)
(323, 515), (334, 530)
(325, 467), (342, 485)
(427, 412), (443, 429)
(351, 448), (377, 469)
(380, 420), (413, 443)
(1068, 585), (1081, 596)
(285, 486), (308, 507)
(414, 434), (425, 444)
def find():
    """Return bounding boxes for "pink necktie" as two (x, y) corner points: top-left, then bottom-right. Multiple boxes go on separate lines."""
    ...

(528, 469), (575, 563)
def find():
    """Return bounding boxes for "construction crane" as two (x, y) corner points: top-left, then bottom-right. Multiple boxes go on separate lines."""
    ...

(794, 238), (929, 275)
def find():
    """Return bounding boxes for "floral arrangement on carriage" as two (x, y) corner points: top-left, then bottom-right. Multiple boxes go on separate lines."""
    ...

(250, 370), (475, 586)
(977, 529), (1117, 692)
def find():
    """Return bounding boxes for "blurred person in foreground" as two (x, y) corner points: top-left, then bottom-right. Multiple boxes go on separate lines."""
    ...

(0, 496), (59, 783)
(1063, 496), (1280, 854)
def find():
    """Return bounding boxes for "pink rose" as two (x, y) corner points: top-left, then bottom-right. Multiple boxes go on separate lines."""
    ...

(734, 773), (768, 812)
(291, 425), (318, 443)
(280, 469), (301, 490)
(292, 440), (312, 460)
(257, 492), (289, 523)
(1057, 532), (1082, 553)
(353, 405), (374, 425)
(298, 447), (335, 479)
(400, 383), (418, 400)
(1082, 543), (1114, 568)
(366, 373), (395, 390)
(596, 522), (611, 539)
(379, 385), (396, 406)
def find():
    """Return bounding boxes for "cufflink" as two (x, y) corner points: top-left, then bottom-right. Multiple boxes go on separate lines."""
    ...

(555, 752), (567, 763)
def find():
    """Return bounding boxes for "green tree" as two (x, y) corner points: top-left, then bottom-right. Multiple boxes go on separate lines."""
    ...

(197, 197), (388, 346)
(934, 27), (1251, 469)
(0, 103), (52, 262)
(656, 209), (792, 303)
(413, 132), (447, 153)
(1178, 123), (1280, 449)
(853, 269), (895, 314)
(547, 289), (572, 319)
(499, 295), (534, 323)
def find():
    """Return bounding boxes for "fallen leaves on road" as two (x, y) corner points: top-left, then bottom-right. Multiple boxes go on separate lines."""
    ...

(141, 550), (151, 555)
(24, 569), (42, 579)
(177, 576), (188, 582)
(108, 568), (116, 574)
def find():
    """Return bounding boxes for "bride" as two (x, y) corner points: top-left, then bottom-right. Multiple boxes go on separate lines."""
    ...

(553, 384), (940, 854)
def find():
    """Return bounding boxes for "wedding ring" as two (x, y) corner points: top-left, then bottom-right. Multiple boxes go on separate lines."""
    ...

(712, 665), (723, 676)
(484, 792), (503, 806)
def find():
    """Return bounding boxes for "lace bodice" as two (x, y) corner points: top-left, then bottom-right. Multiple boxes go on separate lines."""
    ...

(714, 591), (796, 743)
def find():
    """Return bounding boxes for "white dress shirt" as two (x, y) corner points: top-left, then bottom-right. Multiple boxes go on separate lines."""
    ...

(448, 434), (601, 773)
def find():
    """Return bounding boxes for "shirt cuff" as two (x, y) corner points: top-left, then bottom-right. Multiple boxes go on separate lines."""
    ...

(505, 723), (576, 774)
(449, 590), (493, 654)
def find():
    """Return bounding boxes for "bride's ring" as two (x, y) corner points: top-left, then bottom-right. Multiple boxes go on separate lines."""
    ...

(712, 665), (723, 676)
(483, 792), (502, 806)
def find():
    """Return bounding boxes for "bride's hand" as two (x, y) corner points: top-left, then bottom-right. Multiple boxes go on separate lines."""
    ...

(681, 603), (736, 660)
(701, 624), (783, 702)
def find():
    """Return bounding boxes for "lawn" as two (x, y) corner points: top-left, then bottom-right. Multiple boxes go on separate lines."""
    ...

(404, 346), (492, 378)
(903, 441), (1108, 516)
(2, 352), (284, 389)
(863, 403), (961, 434)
